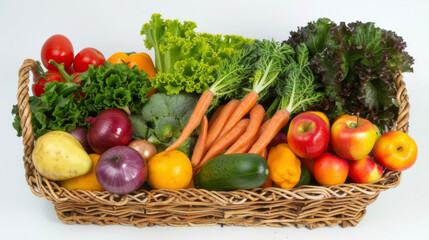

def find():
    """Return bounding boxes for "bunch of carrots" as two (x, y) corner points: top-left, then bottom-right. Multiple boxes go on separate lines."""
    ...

(166, 90), (290, 172)
(165, 40), (294, 172)
(166, 42), (322, 173)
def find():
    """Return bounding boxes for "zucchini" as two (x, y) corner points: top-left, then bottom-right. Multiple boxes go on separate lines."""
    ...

(194, 153), (269, 191)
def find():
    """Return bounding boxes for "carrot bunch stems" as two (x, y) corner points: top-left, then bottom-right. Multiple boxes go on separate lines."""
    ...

(248, 44), (324, 154)
(215, 40), (294, 143)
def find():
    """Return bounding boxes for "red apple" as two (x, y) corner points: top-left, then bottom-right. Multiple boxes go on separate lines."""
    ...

(349, 156), (384, 183)
(314, 152), (349, 185)
(287, 113), (330, 159)
(331, 114), (377, 161)
(304, 111), (330, 131)
(372, 131), (418, 171)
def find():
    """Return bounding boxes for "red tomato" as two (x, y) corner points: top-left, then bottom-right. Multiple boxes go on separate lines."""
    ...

(66, 65), (76, 75)
(73, 47), (105, 72)
(41, 34), (74, 71)
(31, 70), (64, 97)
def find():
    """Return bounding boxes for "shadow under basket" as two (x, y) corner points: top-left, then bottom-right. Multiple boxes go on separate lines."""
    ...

(16, 59), (410, 229)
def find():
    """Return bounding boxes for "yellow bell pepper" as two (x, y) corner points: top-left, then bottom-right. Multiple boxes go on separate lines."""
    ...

(267, 143), (301, 189)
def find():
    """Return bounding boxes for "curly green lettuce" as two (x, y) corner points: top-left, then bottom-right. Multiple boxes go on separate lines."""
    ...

(141, 13), (254, 95)
(77, 62), (153, 118)
(12, 63), (154, 138)
(285, 19), (414, 132)
(12, 82), (81, 138)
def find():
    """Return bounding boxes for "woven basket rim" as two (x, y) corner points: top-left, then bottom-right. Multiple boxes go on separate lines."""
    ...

(16, 59), (408, 205)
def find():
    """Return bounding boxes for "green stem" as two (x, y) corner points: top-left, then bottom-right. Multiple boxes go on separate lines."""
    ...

(49, 59), (75, 83)
(56, 82), (80, 96)
(33, 61), (49, 83)
(253, 60), (272, 94)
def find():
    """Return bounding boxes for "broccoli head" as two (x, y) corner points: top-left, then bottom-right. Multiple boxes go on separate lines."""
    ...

(131, 93), (199, 157)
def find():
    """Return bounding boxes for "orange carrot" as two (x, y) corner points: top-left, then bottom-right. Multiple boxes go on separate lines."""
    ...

(166, 90), (214, 151)
(231, 134), (258, 154)
(248, 110), (290, 154)
(195, 119), (250, 170)
(216, 91), (259, 140)
(224, 104), (265, 154)
(258, 147), (268, 159)
(205, 100), (240, 151)
(191, 115), (208, 167)
(208, 105), (224, 129)
(226, 119), (271, 154)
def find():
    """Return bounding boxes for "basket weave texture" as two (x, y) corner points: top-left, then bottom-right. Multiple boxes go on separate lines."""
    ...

(16, 59), (410, 229)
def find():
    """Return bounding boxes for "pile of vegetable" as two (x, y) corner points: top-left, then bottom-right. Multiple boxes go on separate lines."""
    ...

(12, 14), (418, 195)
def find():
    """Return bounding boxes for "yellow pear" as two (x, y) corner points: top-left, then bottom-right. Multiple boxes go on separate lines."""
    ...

(32, 131), (92, 180)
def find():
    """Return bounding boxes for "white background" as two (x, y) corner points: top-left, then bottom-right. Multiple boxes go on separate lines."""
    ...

(1, 0), (428, 239)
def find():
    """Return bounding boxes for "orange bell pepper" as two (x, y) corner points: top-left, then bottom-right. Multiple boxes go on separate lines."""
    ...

(267, 143), (301, 189)
(107, 52), (157, 80)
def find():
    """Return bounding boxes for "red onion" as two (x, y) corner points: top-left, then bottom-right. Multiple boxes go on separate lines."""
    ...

(86, 109), (133, 154)
(69, 126), (92, 153)
(96, 146), (147, 194)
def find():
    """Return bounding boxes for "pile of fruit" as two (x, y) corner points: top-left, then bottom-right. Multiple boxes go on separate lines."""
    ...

(13, 14), (418, 194)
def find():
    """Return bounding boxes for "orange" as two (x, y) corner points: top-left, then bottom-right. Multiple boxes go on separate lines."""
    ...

(147, 150), (193, 190)
(305, 111), (330, 130)
(60, 153), (104, 191)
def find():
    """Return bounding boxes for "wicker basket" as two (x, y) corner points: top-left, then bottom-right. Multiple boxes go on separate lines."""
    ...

(16, 59), (410, 229)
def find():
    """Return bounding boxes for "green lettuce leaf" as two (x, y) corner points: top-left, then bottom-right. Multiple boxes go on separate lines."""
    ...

(12, 62), (154, 138)
(141, 13), (253, 95)
(12, 81), (81, 138)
